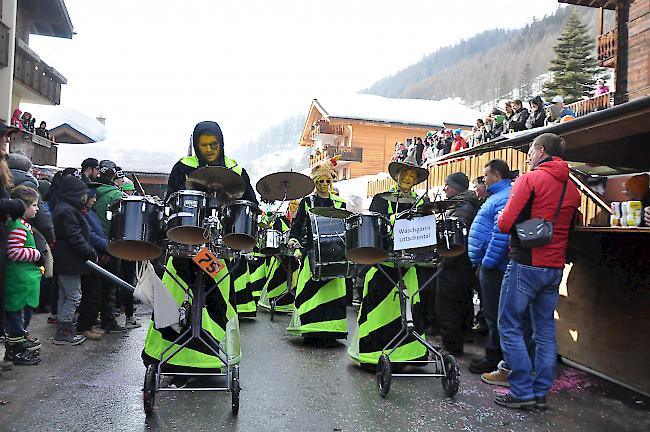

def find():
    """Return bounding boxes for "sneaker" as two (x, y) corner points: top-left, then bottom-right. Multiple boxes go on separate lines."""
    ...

(494, 393), (535, 410)
(101, 321), (126, 333)
(80, 330), (102, 340)
(0, 360), (14, 371)
(53, 334), (86, 346)
(481, 368), (510, 387)
(124, 316), (142, 329)
(535, 396), (548, 411)
(23, 338), (42, 352)
(47, 316), (58, 325)
(4, 346), (40, 366)
(468, 357), (499, 374)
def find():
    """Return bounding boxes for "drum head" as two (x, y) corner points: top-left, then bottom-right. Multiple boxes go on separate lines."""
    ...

(438, 244), (465, 257)
(223, 233), (256, 251)
(167, 226), (209, 245)
(107, 240), (162, 262)
(346, 247), (389, 265)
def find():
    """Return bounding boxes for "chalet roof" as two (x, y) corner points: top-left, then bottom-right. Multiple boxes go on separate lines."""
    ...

(558, 0), (617, 10)
(313, 94), (480, 129)
(42, 108), (107, 144)
(20, 0), (74, 39)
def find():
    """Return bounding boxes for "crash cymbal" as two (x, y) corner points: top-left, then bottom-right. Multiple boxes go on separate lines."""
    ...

(309, 207), (353, 219)
(377, 191), (416, 204)
(416, 200), (455, 214)
(256, 171), (314, 201)
(185, 166), (245, 201)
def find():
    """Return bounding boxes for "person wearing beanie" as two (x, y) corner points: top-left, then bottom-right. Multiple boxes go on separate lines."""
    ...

(491, 115), (505, 139)
(348, 154), (433, 369)
(451, 130), (468, 153)
(437, 171), (480, 356)
(624, 173), (650, 226)
(286, 156), (348, 345)
(142, 120), (257, 385)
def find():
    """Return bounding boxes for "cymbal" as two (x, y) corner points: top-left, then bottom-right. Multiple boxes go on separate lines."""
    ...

(416, 200), (455, 214)
(185, 166), (245, 201)
(377, 191), (416, 204)
(309, 207), (353, 219)
(256, 171), (314, 201)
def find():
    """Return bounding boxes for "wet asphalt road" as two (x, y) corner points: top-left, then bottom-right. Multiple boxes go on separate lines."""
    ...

(1, 306), (649, 432)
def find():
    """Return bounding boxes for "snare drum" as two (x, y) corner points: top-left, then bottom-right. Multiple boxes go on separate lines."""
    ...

(166, 190), (208, 245)
(309, 214), (352, 281)
(221, 200), (261, 250)
(167, 241), (204, 258)
(107, 196), (163, 261)
(345, 212), (392, 265)
(437, 218), (467, 257)
(259, 228), (283, 255)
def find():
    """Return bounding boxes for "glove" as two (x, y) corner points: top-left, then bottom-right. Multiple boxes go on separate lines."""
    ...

(293, 248), (303, 259)
(287, 238), (301, 250)
(5, 198), (26, 219)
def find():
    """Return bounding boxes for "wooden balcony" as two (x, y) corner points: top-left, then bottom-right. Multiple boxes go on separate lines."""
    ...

(9, 130), (58, 166)
(310, 120), (345, 141)
(565, 92), (614, 118)
(0, 21), (9, 68)
(598, 29), (617, 68)
(13, 39), (67, 105)
(309, 145), (363, 168)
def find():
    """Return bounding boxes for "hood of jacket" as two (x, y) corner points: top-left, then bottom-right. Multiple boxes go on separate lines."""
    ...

(57, 176), (88, 207)
(96, 183), (119, 197)
(10, 168), (38, 189)
(534, 156), (570, 182)
(192, 121), (225, 166)
(530, 95), (544, 111)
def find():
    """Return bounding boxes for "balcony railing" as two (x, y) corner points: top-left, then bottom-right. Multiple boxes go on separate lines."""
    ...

(597, 29), (617, 67)
(13, 39), (67, 105)
(9, 130), (57, 166)
(309, 145), (363, 167)
(310, 120), (345, 141)
(565, 91), (614, 118)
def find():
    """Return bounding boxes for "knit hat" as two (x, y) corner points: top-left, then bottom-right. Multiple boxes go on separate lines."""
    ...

(121, 182), (135, 192)
(426, 130), (434, 137)
(7, 153), (32, 172)
(99, 160), (117, 174)
(494, 114), (504, 125)
(624, 173), (650, 195)
(86, 188), (98, 199)
(311, 156), (339, 180)
(454, 128), (462, 136)
(445, 172), (469, 192)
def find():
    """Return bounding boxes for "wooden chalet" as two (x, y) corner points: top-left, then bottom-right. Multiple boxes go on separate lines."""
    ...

(368, 0), (650, 396)
(299, 94), (479, 180)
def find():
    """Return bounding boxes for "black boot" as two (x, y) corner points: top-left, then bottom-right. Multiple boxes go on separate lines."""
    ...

(4, 340), (40, 366)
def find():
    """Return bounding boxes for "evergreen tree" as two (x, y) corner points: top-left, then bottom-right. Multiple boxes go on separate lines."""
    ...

(519, 63), (533, 100)
(498, 72), (510, 100)
(543, 9), (600, 103)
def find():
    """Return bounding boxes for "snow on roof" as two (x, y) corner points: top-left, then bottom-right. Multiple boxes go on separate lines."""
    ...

(21, 105), (107, 143)
(315, 94), (480, 129)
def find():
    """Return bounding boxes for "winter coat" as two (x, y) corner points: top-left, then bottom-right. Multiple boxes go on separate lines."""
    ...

(83, 207), (108, 253)
(440, 190), (480, 270)
(10, 168), (55, 246)
(94, 183), (123, 235)
(451, 136), (468, 152)
(498, 157), (581, 268)
(509, 107), (530, 132)
(468, 179), (511, 271)
(526, 107), (547, 129)
(53, 176), (97, 275)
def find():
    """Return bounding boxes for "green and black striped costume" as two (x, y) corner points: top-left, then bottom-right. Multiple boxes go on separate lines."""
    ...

(258, 216), (296, 313)
(230, 257), (256, 318)
(287, 193), (347, 340)
(348, 188), (431, 366)
(247, 253), (266, 302)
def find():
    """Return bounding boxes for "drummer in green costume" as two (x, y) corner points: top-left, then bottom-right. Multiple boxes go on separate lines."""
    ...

(141, 121), (258, 378)
(348, 153), (433, 368)
(286, 157), (347, 344)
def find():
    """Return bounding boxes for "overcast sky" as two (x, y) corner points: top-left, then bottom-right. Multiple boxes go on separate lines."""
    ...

(24, 0), (562, 171)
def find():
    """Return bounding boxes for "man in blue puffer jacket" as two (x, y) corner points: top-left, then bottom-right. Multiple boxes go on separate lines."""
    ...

(467, 159), (512, 374)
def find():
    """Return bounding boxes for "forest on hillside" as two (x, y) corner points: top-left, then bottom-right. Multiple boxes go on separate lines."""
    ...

(362, 6), (611, 106)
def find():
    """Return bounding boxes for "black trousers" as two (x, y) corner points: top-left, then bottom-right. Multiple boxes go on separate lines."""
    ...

(435, 260), (474, 353)
(78, 271), (114, 332)
(120, 260), (136, 317)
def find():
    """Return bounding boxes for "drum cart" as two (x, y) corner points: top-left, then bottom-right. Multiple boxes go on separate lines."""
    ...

(142, 251), (244, 417)
(374, 257), (460, 398)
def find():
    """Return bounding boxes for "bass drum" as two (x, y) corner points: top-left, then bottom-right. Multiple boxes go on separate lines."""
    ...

(309, 214), (352, 281)
(107, 196), (163, 261)
(345, 212), (392, 265)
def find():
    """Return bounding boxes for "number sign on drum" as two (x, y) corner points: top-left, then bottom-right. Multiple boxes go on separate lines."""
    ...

(393, 215), (437, 251)
(193, 247), (225, 278)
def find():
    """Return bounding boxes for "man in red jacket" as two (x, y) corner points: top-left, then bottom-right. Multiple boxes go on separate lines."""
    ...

(494, 133), (580, 410)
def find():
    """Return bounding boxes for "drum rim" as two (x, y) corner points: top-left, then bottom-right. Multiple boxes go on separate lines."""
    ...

(345, 211), (390, 222)
(167, 189), (207, 199)
(107, 239), (163, 261)
(226, 200), (261, 210)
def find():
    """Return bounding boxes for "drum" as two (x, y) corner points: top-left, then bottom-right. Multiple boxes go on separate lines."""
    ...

(167, 241), (204, 258)
(166, 190), (207, 245)
(437, 218), (467, 257)
(345, 212), (392, 265)
(309, 214), (352, 281)
(221, 200), (261, 250)
(259, 229), (283, 255)
(107, 196), (164, 261)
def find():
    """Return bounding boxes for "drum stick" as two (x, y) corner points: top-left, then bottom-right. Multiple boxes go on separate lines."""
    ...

(85, 260), (135, 293)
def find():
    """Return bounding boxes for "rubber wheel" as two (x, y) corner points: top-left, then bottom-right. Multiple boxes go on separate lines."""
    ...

(143, 364), (157, 417)
(231, 366), (240, 415)
(441, 354), (460, 398)
(270, 300), (275, 322)
(377, 354), (392, 398)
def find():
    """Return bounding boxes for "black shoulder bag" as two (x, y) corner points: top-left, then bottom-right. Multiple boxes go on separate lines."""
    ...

(515, 181), (567, 249)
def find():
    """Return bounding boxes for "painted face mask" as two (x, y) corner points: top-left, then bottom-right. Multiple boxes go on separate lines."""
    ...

(197, 134), (222, 165)
(397, 168), (417, 193)
(315, 176), (332, 195)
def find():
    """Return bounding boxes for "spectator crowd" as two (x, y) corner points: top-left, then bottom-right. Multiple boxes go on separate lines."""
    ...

(0, 122), (139, 372)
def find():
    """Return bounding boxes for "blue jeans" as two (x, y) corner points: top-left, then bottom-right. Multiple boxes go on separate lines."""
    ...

(5, 307), (34, 339)
(58, 275), (82, 324)
(498, 260), (562, 399)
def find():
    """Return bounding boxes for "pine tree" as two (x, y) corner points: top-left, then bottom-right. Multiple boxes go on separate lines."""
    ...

(543, 9), (600, 103)
(519, 63), (533, 100)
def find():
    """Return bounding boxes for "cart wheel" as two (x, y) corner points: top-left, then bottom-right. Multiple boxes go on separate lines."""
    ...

(143, 364), (157, 417)
(377, 354), (392, 398)
(441, 354), (460, 398)
(231, 366), (240, 415)
(270, 300), (276, 322)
